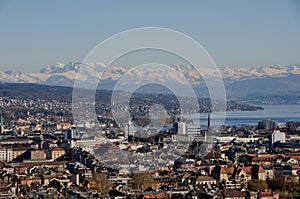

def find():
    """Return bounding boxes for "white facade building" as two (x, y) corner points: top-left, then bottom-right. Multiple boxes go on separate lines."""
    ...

(71, 135), (106, 152)
(178, 122), (186, 135)
(187, 125), (201, 135)
(0, 148), (12, 162)
(270, 130), (285, 150)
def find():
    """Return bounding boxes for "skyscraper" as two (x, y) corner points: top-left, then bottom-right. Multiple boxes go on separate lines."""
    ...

(178, 121), (186, 135)
(258, 119), (277, 130)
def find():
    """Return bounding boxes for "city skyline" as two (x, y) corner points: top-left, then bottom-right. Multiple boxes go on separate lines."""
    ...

(1, 1), (300, 198)
(0, 0), (300, 72)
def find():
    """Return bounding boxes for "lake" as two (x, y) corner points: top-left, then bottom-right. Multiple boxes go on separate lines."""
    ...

(182, 105), (300, 127)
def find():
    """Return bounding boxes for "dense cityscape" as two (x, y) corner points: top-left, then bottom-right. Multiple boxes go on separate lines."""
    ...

(0, 87), (299, 199)
(1, 1), (300, 199)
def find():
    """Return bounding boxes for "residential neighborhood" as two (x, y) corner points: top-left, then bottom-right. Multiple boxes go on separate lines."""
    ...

(0, 99), (300, 198)
(1, 0), (300, 199)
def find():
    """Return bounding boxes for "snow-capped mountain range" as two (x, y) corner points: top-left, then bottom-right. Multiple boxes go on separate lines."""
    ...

(1, 62), (300, 103)
(222, 64), (300, 80)
(1, 62), (300, 85)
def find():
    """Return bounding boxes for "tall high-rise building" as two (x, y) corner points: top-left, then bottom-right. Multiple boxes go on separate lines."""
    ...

(178, 121), (186, 135)
(124, 120), (135, 140)
(258, 119), (277, 130)
(64, 129), (79, 140)
(269, 130), (285, 150)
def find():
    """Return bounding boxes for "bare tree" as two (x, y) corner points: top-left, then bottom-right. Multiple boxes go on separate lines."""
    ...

(89, 172), (110, 194)
(132, 172), (155, 190)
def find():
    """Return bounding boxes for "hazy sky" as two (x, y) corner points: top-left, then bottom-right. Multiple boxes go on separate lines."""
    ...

(0, 0), (300, 72)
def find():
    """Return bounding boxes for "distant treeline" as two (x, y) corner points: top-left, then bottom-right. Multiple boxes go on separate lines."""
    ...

(0, 83), (263, 115)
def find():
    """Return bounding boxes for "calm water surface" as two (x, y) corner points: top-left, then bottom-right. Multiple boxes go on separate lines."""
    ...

(182, 105), (300, 127)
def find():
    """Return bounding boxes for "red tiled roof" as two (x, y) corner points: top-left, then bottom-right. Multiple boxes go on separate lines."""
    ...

(290, 155), (300, 160)
(242, 166), (252, 175)
(51, 147), (65, 151)
(220, 167), (234, 174)
(258, 166), (265, 173)
(260, 191), (273, 197)
(291, 165), (300, 170)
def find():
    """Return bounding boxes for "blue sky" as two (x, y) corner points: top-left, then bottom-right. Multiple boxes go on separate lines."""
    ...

(0, 0), (300, 72)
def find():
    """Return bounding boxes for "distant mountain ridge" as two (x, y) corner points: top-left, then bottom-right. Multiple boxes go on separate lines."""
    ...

(222, 64), (300, 82)
(2, 62), (300, 84)
(1, 62), (300, 103)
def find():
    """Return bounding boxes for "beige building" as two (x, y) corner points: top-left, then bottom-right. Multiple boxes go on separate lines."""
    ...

(49, 147), (65, 160)
(195, 176), (216, 185)
(30, 150), (46, 160)
(57, 123), (73, 130)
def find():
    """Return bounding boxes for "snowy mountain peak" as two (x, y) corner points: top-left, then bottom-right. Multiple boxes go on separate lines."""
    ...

(4, 70), (22, 76)
(1, 62), (300, 87)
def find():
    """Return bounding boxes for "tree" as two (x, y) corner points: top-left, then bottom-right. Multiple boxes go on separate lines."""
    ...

(132, 172), (155, 190)
(267, 178), (285, 192)
(247, 179), (268, 191)
(89, 172), (110, 194)
(278, 192), (289, 199)
(285, 181), (300, 193)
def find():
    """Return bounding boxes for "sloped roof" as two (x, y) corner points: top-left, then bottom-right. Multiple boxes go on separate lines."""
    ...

(196, 176), (215, 182)
(51, 147), (65, 152)
(220, 167), (234, 174)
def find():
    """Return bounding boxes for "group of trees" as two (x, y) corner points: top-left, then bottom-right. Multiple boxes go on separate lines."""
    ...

(247, 178), (300, 192)
(266, 178), (300, 193)
(82, 171), (300, 198)
(247, 178), (300, 198)
(132, 172), (156, 190)
(88, 173), (110, 194)
(247, 179), (268, 191)
(88, 172), (156, 195)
